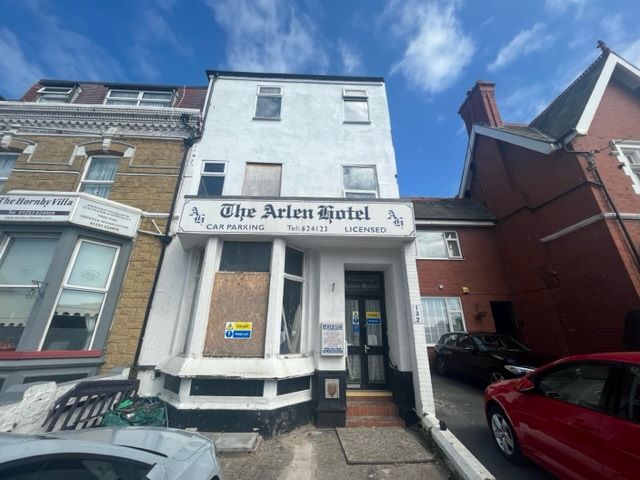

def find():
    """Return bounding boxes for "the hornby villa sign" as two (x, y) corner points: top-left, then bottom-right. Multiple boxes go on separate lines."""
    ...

(180, 198), (415, 237)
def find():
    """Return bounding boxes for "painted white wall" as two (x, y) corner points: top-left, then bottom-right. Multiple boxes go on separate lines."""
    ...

(194, 76), (399, 199)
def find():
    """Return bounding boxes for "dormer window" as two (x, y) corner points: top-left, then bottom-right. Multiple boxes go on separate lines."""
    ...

(105, 89), (173, 107)
(37, 86), (73, 104)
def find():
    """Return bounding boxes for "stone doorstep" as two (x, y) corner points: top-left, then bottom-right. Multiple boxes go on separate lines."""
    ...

(199, 431), (260, 453)
(346, 416), (405, 428)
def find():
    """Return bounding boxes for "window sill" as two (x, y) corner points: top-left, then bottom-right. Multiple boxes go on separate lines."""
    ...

(253, 117), (281, 121)
(0, 349), (102, 360)
(417, 257), (465, 261)
(343, 121), (371, 125)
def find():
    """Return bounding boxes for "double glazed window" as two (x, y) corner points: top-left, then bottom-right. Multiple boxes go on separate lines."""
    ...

(343, 166), (378, 198)
(198, 162), (226, 197)
(0, 233), (125, 352)
(343, 89), (370, 123)
(0, 153), (18, 193)
(41, 240), (119, 351)
(281, 247), (304, 354)
(621, 147), (640, 184)
(105, 89), (173, 107)
(79, 156), (120, 198)
(255, 86), (282, 119)
(421, 297), (465, 344)
(0, 237), (58, 351)
(416, 231), (462, 259)
(37, 86), (73, 103)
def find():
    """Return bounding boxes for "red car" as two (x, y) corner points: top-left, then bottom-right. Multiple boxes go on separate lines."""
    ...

(484, 352), (640, 479)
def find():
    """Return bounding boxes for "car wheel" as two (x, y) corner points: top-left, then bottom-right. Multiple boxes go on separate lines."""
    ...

(436, 356), (448, 376)
(489, 370), (505, 384)
(488, 405), (524, 464)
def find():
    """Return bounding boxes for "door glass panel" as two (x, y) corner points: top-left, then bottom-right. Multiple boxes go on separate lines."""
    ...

(345, 299), (360, 346)
(68, 242), (118, 289)
(365, 299), (382, 346)
(42, 290), (105, 350)
(347, 355), (362, 384)
(368, 355), (386, 383)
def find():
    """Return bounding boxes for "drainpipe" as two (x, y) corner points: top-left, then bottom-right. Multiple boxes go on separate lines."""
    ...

(131, 113), (201, 375)
(563, 143), (640, 270)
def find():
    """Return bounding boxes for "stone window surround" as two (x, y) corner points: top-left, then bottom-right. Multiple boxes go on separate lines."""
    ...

(0, 225), (132, 355)
(613, 140), (640, 195)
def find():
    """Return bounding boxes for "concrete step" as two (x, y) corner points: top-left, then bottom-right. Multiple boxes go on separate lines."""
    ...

(346, 415), (406, 427)
(347, 401), (398, 417)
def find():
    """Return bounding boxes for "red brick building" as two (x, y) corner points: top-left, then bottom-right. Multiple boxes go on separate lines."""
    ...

(433, 47), (640, 357)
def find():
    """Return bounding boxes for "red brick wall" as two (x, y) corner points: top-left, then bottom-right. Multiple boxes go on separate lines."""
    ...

(466, 77), (640, 356)
(417, 226), (510, 336)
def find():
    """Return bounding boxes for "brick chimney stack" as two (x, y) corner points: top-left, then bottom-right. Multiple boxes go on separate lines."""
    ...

(458, 81), (503, 136)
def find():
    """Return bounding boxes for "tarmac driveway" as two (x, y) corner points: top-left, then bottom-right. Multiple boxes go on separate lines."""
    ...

(431, 372), (555, 480)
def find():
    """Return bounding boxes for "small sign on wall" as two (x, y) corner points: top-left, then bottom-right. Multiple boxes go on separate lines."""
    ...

(325, 379), (340, 399)
(366, 311), (381, 325)
(224, 321), (253, 339)
(412, 304), (423, 324)
(321, 323), (344, 355)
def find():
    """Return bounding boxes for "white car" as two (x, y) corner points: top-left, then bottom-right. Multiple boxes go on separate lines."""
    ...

(0, 426), (221, 480)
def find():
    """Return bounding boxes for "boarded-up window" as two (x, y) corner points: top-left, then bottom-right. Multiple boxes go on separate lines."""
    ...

(204, 242), (272, 357)
(243, 163), (282, 196)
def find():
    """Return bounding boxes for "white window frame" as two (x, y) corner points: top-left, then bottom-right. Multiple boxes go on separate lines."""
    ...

(421, 296), (467, 346)
(343, 88), (370, 124)
(254, 85), (283, 120)
(78, 155), (120, 198)
(197, 161), (227, 196)
(37, 86), (73, 103)
(342, 164), (379, 198)
(104, 89), (174, 107)
(614, 141), (640, 195)
(281, 245), (305, 357)
(38, 238), (120, 351)
(416, 231), (463, 260)
(0, 152), (19, 193)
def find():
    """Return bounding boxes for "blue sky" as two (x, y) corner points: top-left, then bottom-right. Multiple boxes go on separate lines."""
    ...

(1, 0), (639, 197)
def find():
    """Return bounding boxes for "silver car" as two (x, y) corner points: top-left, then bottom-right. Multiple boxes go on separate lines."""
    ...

(0, 426), (221, 480)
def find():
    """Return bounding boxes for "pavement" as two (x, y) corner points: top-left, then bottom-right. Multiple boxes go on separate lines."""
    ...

(217, 425), (453, 480)
(431, 372), (556, 480)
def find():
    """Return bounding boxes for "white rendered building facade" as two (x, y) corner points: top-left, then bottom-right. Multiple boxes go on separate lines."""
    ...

(137, 71), (434, 434)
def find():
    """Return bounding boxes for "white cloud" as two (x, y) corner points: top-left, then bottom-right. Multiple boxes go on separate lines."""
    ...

(0, 27), (43, 99)
(488, 23), (554, 72)
(544, 0), (589, 15)
(206, 0), (328, 73)
(338, 41), (362, 75)
(501, 83), (551, 122)
(383, 0), (475, 94)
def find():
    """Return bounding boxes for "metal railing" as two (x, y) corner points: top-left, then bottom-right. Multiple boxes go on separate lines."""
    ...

(43, 379), (139, 432)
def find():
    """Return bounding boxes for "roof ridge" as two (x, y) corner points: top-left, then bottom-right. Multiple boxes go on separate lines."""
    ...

(529, 51), (608, 126)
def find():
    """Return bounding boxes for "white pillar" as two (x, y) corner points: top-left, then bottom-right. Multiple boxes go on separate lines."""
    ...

(264, 238), (286, 357)
(402, 241), (435, 417)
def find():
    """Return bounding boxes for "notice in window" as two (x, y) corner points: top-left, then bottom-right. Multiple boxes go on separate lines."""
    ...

(321, 323), (344, 356)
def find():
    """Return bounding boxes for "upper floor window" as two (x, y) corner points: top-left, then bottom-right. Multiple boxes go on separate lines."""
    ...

(343, 165), (378, 198)
(416, 231), (462, 259)
(37, 86), (73, 103)
(343, 88), (370, 123)
(79, 155), (120, 199)
(255, 86), (282, 120)
(243, 163), (282, 196)
(621, 147), (640, 183)
(198, 161), (226, 197)
(105, 89), (173, 107)
(0, 153), (18, 193)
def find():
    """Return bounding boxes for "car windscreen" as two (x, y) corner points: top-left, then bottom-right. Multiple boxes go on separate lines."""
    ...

(475, 335), (529, 351)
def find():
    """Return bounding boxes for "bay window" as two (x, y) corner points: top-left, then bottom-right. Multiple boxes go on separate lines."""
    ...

(0, 236), (58, 351)
(41, 240), (119, 351)
(280, 247), (304, 354)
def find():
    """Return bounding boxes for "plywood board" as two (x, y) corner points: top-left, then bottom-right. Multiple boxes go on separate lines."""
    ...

(203, 272), (269, 357)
